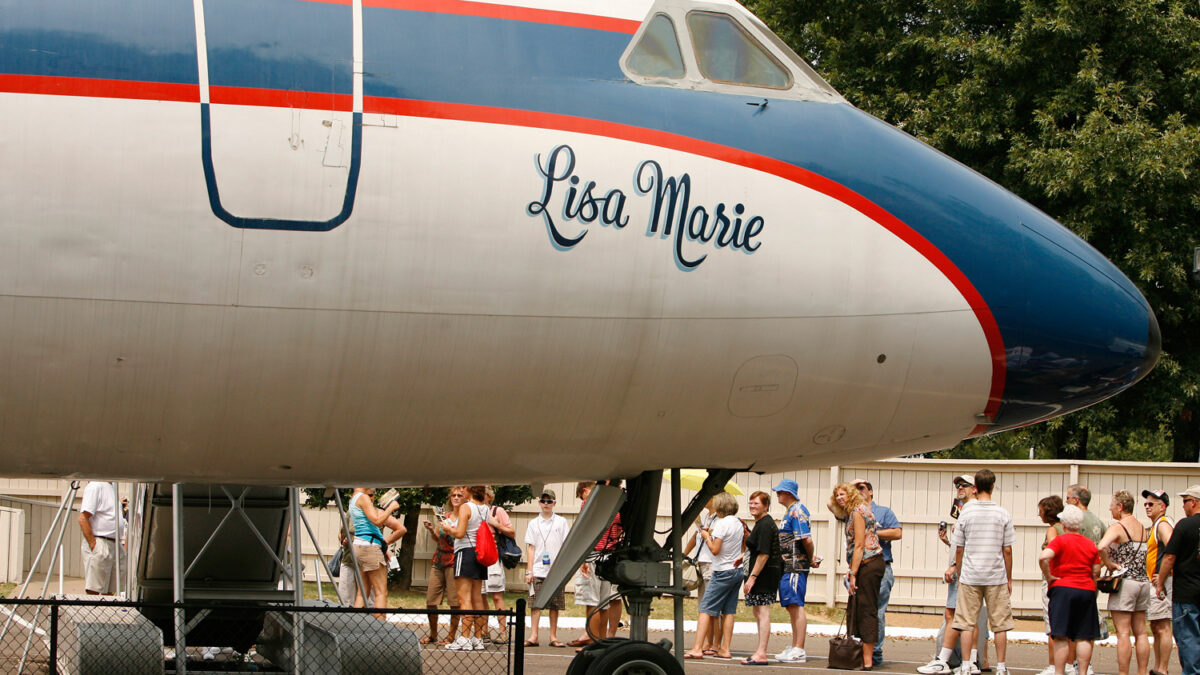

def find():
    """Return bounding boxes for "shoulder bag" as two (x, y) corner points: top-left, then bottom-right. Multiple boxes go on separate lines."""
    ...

(828, 596), (863, 670)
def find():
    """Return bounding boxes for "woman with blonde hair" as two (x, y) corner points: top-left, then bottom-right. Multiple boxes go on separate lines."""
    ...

(348, 487), (401, 618)
(683, 491), (742, 660)
(830, 481), (884, 670)
(1098, 490), (1149, 675)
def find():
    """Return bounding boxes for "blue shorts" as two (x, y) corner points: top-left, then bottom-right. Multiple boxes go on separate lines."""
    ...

(699, 568), (743, 617)
(780, 572), (808, 607)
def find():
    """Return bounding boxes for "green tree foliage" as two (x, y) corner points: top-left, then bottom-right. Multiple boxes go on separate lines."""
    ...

(747, 0), (1200, 460)
(301, 485), (533, 590)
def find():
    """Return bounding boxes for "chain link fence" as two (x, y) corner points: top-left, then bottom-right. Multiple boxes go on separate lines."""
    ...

(0, 597), (525, 674)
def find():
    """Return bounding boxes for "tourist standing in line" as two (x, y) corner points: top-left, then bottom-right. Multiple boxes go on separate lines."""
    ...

(919, 475), (988, 675)
(1153, 485), (1200, 675)
(1142, 489), (1173, 675)
(774, 478), (818, 663)
(830, 480), (884, 671)
(1037, 495), (1066, 675)
(1097, 490), (1149, 675)
(524, 489), (570, 648)
(741, 490), (784, 666)
(421, 488), (463, 644)
(683, 492), (743, 661)
(851, 476), (903, 666)
(683, 496), (721, 655)
(1040, 504), (1101, 675)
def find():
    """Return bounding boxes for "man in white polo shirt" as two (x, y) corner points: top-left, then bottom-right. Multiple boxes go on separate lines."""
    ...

(947, 469), (1015, 675)
(77, 481), (124, 595)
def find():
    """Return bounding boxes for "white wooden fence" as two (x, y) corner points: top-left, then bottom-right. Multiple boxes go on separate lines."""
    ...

(2, 458), (1197, 614)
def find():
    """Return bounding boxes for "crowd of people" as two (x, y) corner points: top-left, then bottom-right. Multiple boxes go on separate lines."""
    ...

(338, 482), (624, 653)
(330, 473), (1200, 673)
(914, 476), (1200, 675)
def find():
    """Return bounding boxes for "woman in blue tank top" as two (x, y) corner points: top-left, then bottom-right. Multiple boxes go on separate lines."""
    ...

(349, 487), (400, 618)
(442, 485), (491, 651)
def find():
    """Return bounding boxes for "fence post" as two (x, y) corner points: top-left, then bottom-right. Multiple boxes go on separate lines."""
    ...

(48, 602), (58, 675)
(514, 598), (525, 675)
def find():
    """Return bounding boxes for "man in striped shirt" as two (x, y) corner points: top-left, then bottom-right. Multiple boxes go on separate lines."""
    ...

(948, 469), (1016, 675)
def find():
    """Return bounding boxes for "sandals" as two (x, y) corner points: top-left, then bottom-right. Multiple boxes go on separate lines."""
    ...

(522, 639), (539, 647)
(566, 638), (593, 647)
(549, 640), (567, 648)
(419, 636), (434, 645)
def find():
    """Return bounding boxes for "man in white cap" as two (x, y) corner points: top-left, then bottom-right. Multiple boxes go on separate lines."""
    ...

(1154, 484), (1200, 675)
(772, 478), (818, 663)
(850, 476), (902, 666)
(1142, 488), (1173, 675)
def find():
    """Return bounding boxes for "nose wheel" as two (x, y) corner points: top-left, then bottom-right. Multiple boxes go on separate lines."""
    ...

(566, 640), (682, 675)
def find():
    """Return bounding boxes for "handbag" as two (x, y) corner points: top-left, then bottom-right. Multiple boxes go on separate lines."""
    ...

(828, 588), (863, 670)
(681, 556), (700, 591)
(327, 547), (344, 579)
(1097, 572), (1123, 594)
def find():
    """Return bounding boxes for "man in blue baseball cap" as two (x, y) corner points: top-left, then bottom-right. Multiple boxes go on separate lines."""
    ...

(773, 478), (819, 662)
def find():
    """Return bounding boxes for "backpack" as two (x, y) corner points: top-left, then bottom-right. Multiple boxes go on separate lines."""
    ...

(493, 506), (523, 569)
(475, 505), (499, 567)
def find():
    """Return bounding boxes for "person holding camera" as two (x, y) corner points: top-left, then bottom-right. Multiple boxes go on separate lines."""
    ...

(422, 487), (464, 645)
(349, 487), (401, 618)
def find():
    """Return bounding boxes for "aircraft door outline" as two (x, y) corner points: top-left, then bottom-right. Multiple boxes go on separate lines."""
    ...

(191, 0), (364, 231)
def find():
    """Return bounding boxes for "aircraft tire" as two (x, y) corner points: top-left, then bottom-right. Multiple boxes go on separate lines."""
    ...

(582, 640), (682, 675)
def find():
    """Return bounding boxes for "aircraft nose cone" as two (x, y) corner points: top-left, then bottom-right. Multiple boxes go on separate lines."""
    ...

(991, 202), (1159, 430)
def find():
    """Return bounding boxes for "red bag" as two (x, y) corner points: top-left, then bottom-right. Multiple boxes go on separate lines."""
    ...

(475, 517), (499, 567)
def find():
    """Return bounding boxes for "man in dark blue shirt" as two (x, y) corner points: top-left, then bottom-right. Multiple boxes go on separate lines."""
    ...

(1154, 484), (1200, 675)
(851, 477), (903, 666)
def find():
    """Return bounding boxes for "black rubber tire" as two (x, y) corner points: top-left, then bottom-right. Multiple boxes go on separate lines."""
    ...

(584, 640), (683, 675)
(565, 649), (597, 675)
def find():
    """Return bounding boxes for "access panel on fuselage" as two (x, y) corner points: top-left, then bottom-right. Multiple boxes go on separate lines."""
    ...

(198, 0), (360, 229)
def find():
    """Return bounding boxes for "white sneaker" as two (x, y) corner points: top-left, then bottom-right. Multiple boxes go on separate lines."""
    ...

(1037, 666), (1057, 675)
(995, 666), (1009, 675)
(1065, 665), (1077, 675)
(968, 662), (982, 675)
(471, 637), (486, 651)
(918, 659), (954, 674)
(776, 647), (807, 662)
(445, 637), (471, 651)
(201, 646), (219, 661)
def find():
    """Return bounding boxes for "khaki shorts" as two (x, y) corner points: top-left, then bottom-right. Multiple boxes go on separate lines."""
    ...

(1148, 577), (1172, 621)
(695, 561), (713, 600)
(82, 538), (122, 594)
(1107, 578), (1151, 613)
(953, 583), (1015, 633)
(354, 544), (385, 572)
(426, 563), (460, 607)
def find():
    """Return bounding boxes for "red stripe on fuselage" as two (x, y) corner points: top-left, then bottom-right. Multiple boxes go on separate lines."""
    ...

(304, 0), (640, 33)
(0, 74), (1006, 430)
(0, 74), (198, 103)
(366, 96), (1007, 432)
(209, 86), (353, 111)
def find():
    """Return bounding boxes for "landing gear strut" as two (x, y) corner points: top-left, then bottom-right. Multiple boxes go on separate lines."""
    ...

(563, 468), (738, 675)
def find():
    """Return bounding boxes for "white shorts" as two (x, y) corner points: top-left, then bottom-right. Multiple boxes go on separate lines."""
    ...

(574, 567), (614, 609)
(485, 561), (507, 594)
(82, 538), (124, 594)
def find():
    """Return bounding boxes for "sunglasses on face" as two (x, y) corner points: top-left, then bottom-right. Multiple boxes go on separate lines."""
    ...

(1184, 497), (1196, 504)
(955, 484), (970, 489)
(540, 499), (556, 504)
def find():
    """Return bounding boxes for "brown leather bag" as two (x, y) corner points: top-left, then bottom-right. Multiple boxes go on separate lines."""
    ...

(828, 596), (863, 670)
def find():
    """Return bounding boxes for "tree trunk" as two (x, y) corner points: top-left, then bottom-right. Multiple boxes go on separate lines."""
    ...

(394, 508), (421, 591)
(1173, 408), (1199, 463)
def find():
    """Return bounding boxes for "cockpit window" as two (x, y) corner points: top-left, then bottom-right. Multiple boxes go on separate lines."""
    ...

(627, 13), (685, 79)
(686, 11), (790, 90)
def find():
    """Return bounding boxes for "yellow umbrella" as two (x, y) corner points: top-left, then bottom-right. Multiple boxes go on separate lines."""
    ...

(663, 469), (743, 496)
